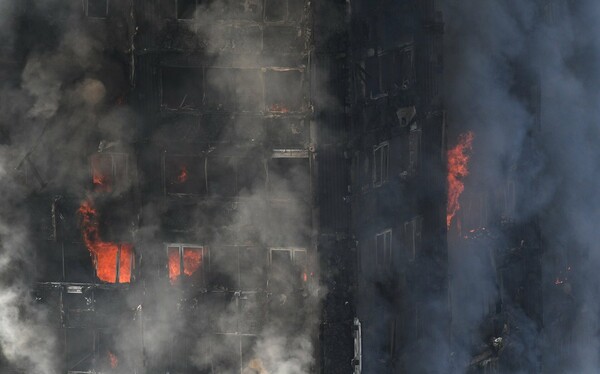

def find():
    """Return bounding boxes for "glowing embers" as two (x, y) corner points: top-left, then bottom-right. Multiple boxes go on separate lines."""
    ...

(165, 155), (205, 195)
(167, 245), (205, 284)
(176, 165), (188, 183)
(265, 69), (303, 113)
(108, 351), (118, 369)
(90, 153), (128, 192)
(78, 200), (134, 283)
(447, 131), (474, 229)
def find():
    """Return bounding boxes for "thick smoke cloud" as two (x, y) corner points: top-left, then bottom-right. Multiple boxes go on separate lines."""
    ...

(0, 1), (319, 373)
(443, 0), (600, 372)
(0, 0), (133, 372)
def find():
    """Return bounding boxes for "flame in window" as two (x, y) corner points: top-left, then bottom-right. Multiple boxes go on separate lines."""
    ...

(78, 200), (132, 283)
(177, 165), (189, 183)
(168, 246), (203, 284)
(91, 156), (112, 192)
(447, 131), (474, 229)
(269, 103), (289, 113)
(108, 351), (118, 369)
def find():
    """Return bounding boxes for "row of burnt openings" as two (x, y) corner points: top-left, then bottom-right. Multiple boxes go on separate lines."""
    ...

(176, 0), (305, 23)
(82, 0), (304, 23)
(90, 243), (308, 290)
(63, 328), (272, 374)
(161, 67), (305, 113)
(90, 152), (310, 197)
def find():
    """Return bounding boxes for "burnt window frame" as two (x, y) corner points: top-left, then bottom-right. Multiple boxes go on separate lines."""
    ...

(89, 152), (129, 192)
(268, 247), (308, 284)
(166, 243), (208, 286)
(375, 229), (392, 270)
(84, 0), (109, 18)
(373, 141), (389, 187)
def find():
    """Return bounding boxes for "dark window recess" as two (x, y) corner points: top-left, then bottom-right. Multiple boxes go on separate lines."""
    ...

(398, 48), (414, 89)
(403, 216), (422, 261)
(265, 70), (303, 112)
(177, 0), (197, 19)
(237, 157), (266, 193)
(373, 142), (389, 187)
(206, 157), (237, 197)
(208, 247), (238, 290)
(375, 230), (392, 269)
(263, 26), (302, 53)
(205, 68), (262, 111)
(86, 0), (108, 18)
(239, 247), (265, 290)
(265, 0), (287, 22)
(268, 157), (310, 200)
(161, 67), (203, 110)
(90, 153), (128, 192)
(365, 56), (380, 98)
(164, 155), (206, 195)
(355, 152), (371, 191)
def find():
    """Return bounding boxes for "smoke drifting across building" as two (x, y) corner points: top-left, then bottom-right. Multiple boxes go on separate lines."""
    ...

(2, 0), (600, 373)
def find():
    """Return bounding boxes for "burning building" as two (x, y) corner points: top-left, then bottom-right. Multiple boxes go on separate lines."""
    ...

(5, 0), (583, 373)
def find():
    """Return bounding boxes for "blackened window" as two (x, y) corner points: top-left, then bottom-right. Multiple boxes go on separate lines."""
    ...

(205, 68), (262, 111)
(375, 229), (392, 269)
(206, 157), (237, 197)
(177, 0), (197, 19)
(265, 0), (287, 22)
(86, 0), (108, 18)
(161, 67), (204, 110)
(265, 69), (303, 113)
(373, 142), (389, 187)
(365, 56), (380, 98)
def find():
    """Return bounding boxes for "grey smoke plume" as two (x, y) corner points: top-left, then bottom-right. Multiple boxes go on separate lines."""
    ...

(443, 0), (600, 372)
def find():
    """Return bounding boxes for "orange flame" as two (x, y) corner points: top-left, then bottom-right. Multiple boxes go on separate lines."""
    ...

(177, 165), (188, 183)
(168, 246), (202, 284)
(108, 351), (118, 369)
(78, 200), (132, 283)
(447, 131), (474, 228)
(269, 103), (289, 113)
(91, 157), (112, 192)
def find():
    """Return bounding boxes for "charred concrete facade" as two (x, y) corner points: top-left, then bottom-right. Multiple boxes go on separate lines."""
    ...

(348, 1), (448, 373)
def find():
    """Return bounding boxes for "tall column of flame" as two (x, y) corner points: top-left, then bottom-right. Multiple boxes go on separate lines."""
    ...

(447, 131), (474, 228)
(78, 200), (132, 283)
